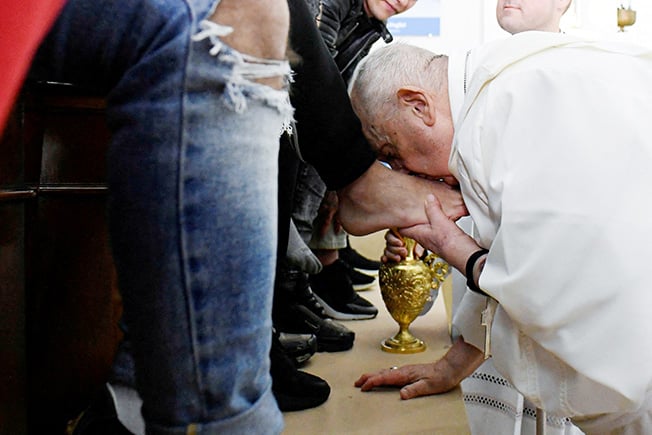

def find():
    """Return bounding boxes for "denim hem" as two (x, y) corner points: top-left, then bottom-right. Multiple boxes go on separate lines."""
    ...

(146, 389), (283, 435)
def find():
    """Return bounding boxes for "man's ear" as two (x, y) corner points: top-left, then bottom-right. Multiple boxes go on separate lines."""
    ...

(397, 86), (435, 126)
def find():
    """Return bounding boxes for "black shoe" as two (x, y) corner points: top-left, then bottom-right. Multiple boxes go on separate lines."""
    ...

(70, 384), (134, 435)
(270, 333), (330, 412)
(339, 239), (381, 273)
(274, 268), (355, 352)
(310, 260), (378, 320)
(278, 331), (318, 367)
(276, 302), (355, 352)
(345, 262), (376, 291)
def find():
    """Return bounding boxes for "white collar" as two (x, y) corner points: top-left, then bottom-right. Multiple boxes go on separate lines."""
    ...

(447, 48), (470, 126)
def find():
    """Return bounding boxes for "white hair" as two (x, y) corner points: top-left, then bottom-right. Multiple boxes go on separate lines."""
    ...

(349, 43), (447, 122)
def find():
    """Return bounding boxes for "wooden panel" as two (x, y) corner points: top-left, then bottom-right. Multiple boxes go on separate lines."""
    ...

(1, 83), (124, 434)
(0, 107), (29, 435)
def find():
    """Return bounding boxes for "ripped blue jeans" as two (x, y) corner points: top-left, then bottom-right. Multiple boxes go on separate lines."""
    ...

(29, 0), (291, 433)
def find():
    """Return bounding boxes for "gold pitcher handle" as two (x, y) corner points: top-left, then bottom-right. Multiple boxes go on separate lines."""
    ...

(422, 252), (450, 286)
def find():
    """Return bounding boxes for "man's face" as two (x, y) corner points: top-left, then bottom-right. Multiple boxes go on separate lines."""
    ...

(496, 0), (566, 34)
(363, 0), (418, 21)
(358, 104), (457, 186)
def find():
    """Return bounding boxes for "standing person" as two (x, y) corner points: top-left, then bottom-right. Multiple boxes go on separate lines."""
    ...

(269, 0), (465, 413)
(315, 0), (418, 83)
(306, 0), (421, 310)
(444, 1), (576, 433)
(275, 0), (420, 332)
(350, 37), (652, 434)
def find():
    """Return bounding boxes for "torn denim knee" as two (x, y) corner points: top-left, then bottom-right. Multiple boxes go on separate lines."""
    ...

(192, 20), (294, 133)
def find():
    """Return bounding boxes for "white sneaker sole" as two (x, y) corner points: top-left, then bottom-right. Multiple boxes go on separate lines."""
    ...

(352, 281), (375, 291)
(353, 267), (379, 277)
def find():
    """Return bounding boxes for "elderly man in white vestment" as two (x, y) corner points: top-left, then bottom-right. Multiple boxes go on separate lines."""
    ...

(454, 1), (579, 433)
(351, 34), (652, 434)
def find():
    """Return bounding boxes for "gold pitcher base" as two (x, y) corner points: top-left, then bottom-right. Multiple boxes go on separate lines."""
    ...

(381, 335), (426, 354)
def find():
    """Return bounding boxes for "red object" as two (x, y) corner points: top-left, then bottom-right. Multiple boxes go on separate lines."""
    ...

(0, 0), (66, 131)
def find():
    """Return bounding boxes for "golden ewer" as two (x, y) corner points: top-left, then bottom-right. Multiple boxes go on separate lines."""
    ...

(379, 237), (450, 353)
(617, 5), (636, 32)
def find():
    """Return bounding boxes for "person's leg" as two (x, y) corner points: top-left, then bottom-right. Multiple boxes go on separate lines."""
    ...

(111, 2), (291, 432)
(287, 218), (322, 274)
(30, 0), (292, 433)
(292, 163), (374, 287)
(292, 161), (328, 243)
(277, 133), (301, 267)
(309, 222), (376, 291)
(275, 149), (355, 350)
(286, 163), (376, 320)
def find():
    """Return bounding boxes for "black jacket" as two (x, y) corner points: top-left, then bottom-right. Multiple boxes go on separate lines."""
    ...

(315, 0), (393, 83)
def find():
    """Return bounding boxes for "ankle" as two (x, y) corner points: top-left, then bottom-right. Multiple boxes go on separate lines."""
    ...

(315, 249), (338, 266)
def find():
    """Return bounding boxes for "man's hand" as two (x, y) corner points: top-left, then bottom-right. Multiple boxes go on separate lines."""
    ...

(337, 162), (468, 236)
(355, 362), (459, 400)
(401, 194), (480, 274)
(382, 230), (425, 263)
(354, 337), (484, 400)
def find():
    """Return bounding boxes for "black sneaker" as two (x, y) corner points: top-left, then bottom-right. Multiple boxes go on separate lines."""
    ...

(310, 260), (378, 320)
(273, 268), (355, 352)
(339, 238), (381, 274)
(270, 332), (330, 412)
(278, 331), (318, 367)
(344, 261), (376, 291)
